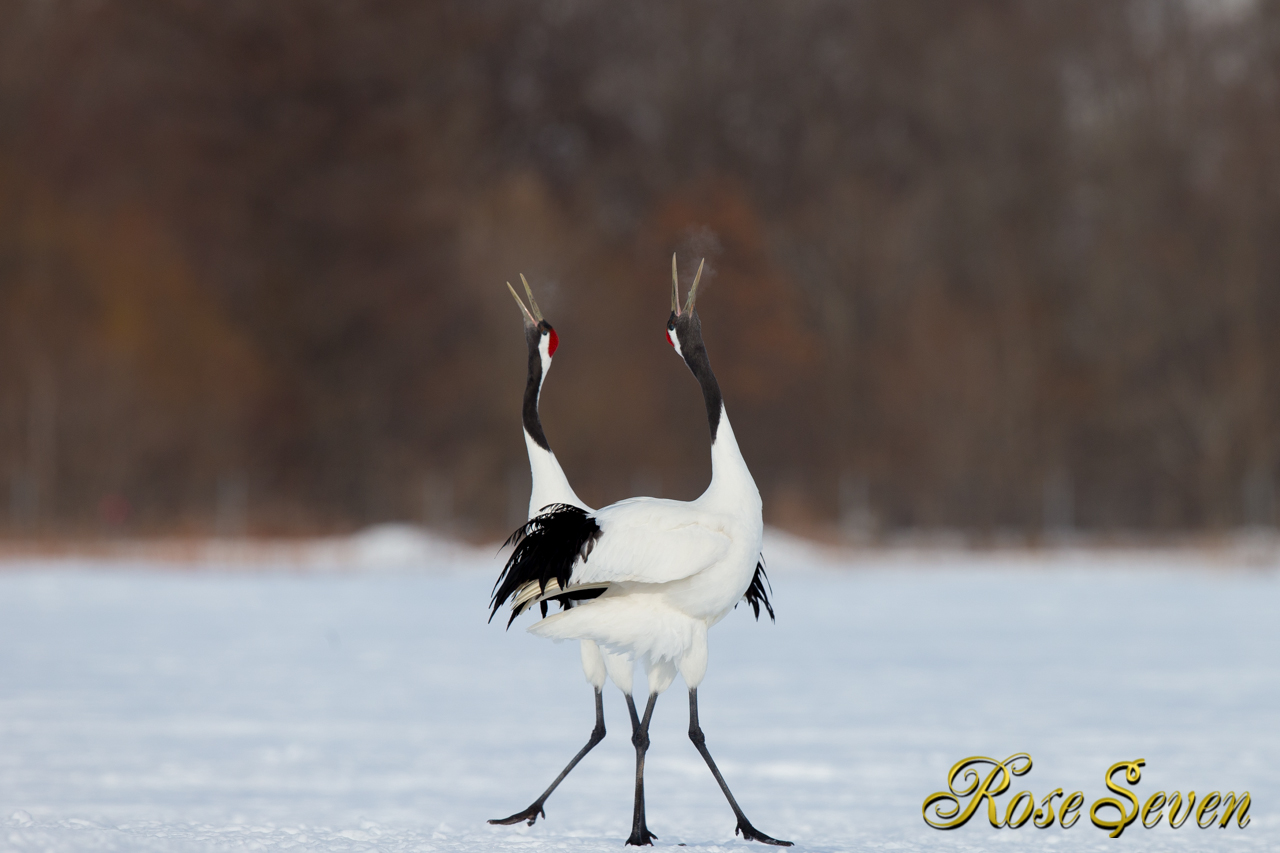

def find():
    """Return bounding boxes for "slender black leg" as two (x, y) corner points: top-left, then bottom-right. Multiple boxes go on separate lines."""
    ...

(625, 692), (659, 846)
(489, 688), (607, 826)
(687, 688), (792, 846)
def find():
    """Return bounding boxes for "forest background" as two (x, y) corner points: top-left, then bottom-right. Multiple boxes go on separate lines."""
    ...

(3, 0), (1279, 540)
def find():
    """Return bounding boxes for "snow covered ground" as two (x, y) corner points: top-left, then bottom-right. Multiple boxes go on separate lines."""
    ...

(1, 531), (1277, 852)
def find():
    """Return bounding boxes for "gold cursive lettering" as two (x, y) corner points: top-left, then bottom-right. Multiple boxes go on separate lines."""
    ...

(1090, 759), (1145, 838)
(1141, 792), (1166, 828)
(1005, 791), (1035, 828)
(1167, 791), (1195, 828)
(922, 758), (1250, 833)
(1196, 792), (1221, 828)
(1059, 791), (1085, 828)
(1032, 789), (1063, 828)
(922, 754), (1032, 829)
(1218, 792), (1250, 828)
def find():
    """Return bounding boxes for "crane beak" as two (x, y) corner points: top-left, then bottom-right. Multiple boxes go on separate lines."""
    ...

(684, 258), (705, 316)
(671, 253), (681, 316)
(519, 273), (545, 322)
(671, 255), (706, 317)
(506, 281), (537, 326)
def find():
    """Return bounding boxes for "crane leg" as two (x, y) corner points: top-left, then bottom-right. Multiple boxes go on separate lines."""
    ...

(488, 688), (607, 826)
(687, 688), (792, 846)
(624, 692), (659, 846)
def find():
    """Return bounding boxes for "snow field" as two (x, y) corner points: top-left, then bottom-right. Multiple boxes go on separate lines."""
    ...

(0, 537), (1277, 851)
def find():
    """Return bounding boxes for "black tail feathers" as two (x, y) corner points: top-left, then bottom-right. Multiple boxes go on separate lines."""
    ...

(490, 503), (603, 627)
(738, 555), (776, 622)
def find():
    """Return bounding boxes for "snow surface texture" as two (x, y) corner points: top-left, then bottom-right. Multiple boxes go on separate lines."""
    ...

(0, 533), (1276, 852)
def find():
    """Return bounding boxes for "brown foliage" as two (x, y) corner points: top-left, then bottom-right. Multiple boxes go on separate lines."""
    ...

(2, 0), (1280, 535)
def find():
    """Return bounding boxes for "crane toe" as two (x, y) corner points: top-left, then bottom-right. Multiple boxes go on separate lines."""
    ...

(624, 827), (657, 846)
(736, 820), (793, 846)
(487, 805), (545, 826)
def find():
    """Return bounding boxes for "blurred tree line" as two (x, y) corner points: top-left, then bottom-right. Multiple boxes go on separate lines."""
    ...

(2, 0), (1279, 537)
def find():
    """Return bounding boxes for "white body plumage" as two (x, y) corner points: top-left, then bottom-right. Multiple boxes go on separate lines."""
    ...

(527, 406), (762, 694)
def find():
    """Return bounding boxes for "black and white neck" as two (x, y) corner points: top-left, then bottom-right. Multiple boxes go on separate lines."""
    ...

(508, 277), (584, 514)
(522, 319), (557, 452)
(666, 308), (722, 443)
(667, 258), (759, 509)
(521, 317), (585, 513)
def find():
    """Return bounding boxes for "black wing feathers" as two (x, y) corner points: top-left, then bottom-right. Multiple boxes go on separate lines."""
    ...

(738, 555), (776, 622)
(492, 508), (773, 627)
(490, 503), (603, 627)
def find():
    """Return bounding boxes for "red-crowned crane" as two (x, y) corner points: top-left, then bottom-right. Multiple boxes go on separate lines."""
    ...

(488, 276), (635, 828)
(490, 259), (788, 847)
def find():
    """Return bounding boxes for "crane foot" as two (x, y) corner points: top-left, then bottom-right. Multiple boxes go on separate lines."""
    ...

(624, 826), (657, 846)
(488, 804), (545, 826)
(736, 820), (792, 846)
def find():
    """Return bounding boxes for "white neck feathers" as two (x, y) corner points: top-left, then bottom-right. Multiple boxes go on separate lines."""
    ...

(525, 429), (587, 515)
(700, 404), (760, 511)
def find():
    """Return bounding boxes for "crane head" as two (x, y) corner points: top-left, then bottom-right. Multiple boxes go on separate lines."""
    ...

(666, 254), (723, 438)
(666, 254), (706, 362)
(508, 275), (559, 361)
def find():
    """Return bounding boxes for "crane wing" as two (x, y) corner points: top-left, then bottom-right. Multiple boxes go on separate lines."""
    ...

(569, 497), (732, 586)
(490, 499), (731, 626)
